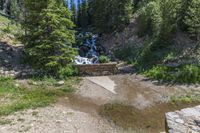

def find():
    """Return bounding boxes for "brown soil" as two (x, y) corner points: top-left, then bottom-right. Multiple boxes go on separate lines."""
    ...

(0, 74), (200, 133)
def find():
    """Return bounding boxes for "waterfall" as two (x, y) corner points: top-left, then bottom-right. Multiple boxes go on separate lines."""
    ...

(74, 32), (100, 65)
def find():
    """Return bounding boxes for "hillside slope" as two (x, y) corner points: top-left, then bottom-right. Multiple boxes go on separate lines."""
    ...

(99, 15), (200, 83)
(0, 13), (21, 45)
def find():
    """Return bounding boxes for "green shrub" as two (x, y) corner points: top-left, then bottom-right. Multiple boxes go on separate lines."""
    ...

(134, 40), (171, 71)
(144, 66), (173, 81)
(99, 55), (111, 63)
(2, 23), (11, 33)
(58, 65), (78, 78)
(144, 64), (200, 83)
(171, 94), (200, 103)
(114, 45), (140, 64)
(176, 65), (200, 83)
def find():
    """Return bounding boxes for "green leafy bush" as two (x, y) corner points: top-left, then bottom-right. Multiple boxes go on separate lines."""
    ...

(114, 45), (140, 64)
(58, 65), (78, 78)
(176, 65), (200, 83)
(2, 23), (11, 33)
(99, 55), (111, 63)
(144, 66), (173, 81)
(171, 94), (200, 103)
(144, 64), (200, 83)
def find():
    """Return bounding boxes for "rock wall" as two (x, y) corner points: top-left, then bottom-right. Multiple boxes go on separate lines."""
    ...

(166, 105), (200, 133)
(75, 63), (118, 76)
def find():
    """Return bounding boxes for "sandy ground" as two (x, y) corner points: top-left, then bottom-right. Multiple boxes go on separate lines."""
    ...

(0, 74), (200, 133)
(0, 105), (122, 133)
(79, 74), (200, 109)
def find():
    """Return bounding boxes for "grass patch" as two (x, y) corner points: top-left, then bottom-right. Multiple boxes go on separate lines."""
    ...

(171, 94), (200, 103)
(0, 76), (78, 116)
(0, 119), (12, 125)
(0, 14), (22, 44)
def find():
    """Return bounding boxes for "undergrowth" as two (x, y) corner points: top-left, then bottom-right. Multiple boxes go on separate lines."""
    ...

(144, 64), (200, 83)
(171, 93), (200, 103)
(0, 14), (22, 44)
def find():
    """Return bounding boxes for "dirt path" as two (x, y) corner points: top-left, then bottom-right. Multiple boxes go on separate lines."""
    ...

(78, 74), (200, 109)
(0, 74), (200, 133)
(0, 105), (122, 133)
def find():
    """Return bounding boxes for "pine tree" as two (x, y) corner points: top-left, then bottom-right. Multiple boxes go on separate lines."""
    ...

(91, 0), (133, 33)
(77, 0), (82, 26)
(24, 0), (77, 73)
(80, 0), (89, 27)
(70, 0), (77, 24)
(112, 0), (134, 31)
(23, 0), (48, 36)
(178, 0), (192, 31)
(184, 0), (200, 40)
(158, 0), (182, 45)
(137, 1), (162, 37)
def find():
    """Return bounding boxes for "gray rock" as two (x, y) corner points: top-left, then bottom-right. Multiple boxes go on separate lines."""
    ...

(166, 105), (200, 133)
(57, 81), (65, 85)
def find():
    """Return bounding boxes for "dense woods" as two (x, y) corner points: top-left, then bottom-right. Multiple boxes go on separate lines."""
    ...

(1, 0), (199, 38)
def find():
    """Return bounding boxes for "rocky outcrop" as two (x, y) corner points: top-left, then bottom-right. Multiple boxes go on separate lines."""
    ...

(0, 42), (36, 78)
(166, 105), (200, 133)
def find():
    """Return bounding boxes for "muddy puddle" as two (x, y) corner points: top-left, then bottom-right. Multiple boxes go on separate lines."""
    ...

(58, 94), (200, 133)
(100, 102), (200, 132)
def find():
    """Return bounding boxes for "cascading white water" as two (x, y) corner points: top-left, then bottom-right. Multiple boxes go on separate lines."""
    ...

(74, 32), (99, 65)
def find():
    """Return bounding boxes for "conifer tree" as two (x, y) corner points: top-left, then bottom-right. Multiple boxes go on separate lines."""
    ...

(91, 0), (133, 33)
(80, 0), (89, 27)
(23, 0), (48, 36)
(70, 0), (77, 24)
(77, 0), (82, 26)
(158, 0), (182, 45)
(184, 0), (200, 40)
(24, 0), (77, 73)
